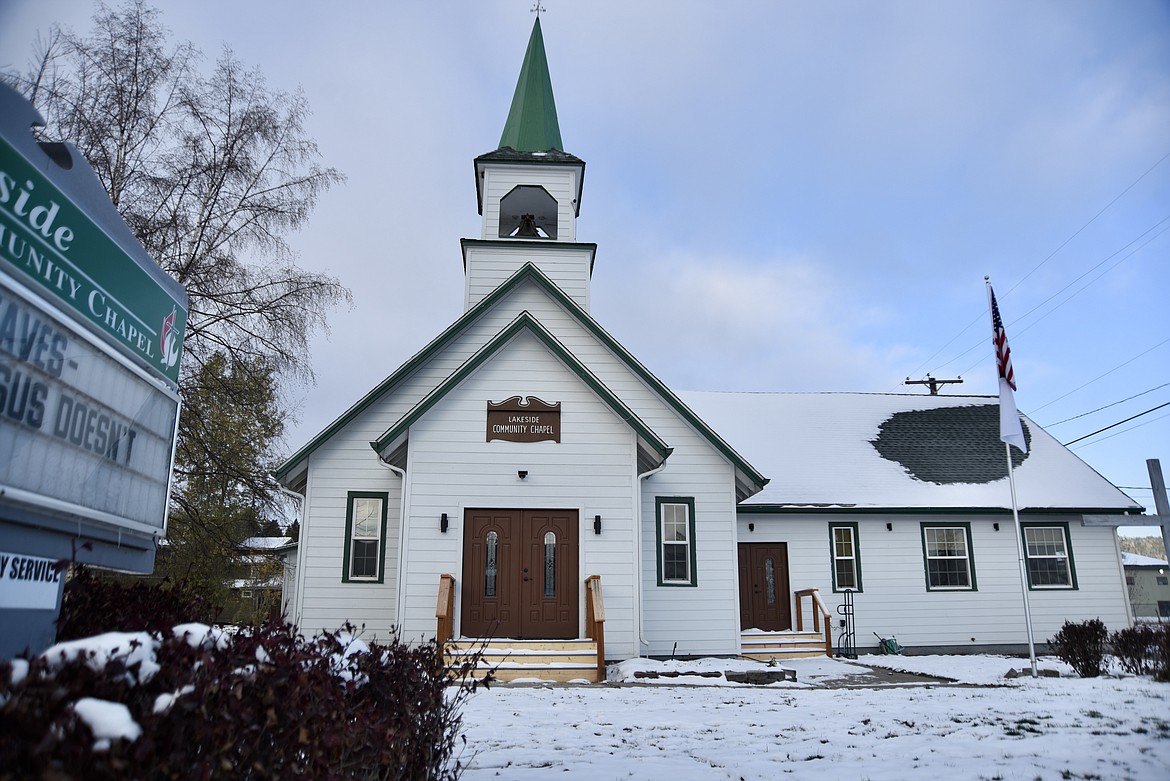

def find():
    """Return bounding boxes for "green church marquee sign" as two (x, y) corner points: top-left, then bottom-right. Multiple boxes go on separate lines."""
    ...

(0, 135), (187, 386)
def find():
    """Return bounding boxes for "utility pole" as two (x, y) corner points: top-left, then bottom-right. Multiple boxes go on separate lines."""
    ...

(904, 375), (963, 395)
(1148, 459), (1170, 561)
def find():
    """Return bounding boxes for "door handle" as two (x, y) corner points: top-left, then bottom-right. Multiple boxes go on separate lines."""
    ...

(521, 567), (529, 573)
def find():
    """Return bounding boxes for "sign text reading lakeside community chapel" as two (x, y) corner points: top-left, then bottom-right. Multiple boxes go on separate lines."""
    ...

(487, 396), (561, 443)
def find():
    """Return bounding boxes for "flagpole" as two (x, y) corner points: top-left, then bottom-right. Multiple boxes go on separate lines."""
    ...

(986, 277), (1037, 678)
(1005, 441), (1038, 677)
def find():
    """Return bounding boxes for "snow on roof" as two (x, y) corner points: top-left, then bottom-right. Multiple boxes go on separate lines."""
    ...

(1121, 552), (1167, 567)
(678, 391), (1142, 512)
(240, 536), (294, 550)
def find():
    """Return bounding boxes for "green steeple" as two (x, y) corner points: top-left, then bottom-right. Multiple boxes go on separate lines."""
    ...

(499, 18), (563, 152)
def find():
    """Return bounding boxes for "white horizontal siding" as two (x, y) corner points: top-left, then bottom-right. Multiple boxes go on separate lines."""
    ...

(739, 513), (1131, 651)
(292, 440), (402, 644)
(639, 450), (741, 657)
(465, 244), (592, 311)
(480, 165), (578, 242)
(399, 332), (641, 656)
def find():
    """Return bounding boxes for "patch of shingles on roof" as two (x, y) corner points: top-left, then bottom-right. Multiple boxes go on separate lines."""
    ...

(869, 404), (1031, 485)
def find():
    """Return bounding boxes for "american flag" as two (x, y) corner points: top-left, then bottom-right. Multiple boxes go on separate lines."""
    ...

(990, 288), (1016, 391)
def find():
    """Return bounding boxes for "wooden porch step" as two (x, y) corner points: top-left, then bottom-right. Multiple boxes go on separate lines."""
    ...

(445, 638), (601, 683)
(740, 630), (830, 661)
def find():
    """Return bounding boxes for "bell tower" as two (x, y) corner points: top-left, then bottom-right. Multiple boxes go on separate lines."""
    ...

(463, 18), (596, 312)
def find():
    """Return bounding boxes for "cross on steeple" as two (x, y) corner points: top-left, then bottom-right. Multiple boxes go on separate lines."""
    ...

(531, 2), (545, 17)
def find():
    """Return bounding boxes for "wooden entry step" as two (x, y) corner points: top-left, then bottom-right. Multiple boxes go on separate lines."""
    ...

(740, 630), (830, 661)
(445, 638), (602, 683)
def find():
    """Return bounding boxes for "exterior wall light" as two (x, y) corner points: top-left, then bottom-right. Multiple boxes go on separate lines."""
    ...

(886, 523), (893, 531)
(517, 470), (528, 480)
(594, 515), (602, 535)
(440, 513), (449, 533)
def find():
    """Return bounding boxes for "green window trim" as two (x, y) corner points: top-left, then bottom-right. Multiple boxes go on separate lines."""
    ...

(829, 522), (863, 592)
(342, 491), (389, 583)
(655, 497), (697, 587)
(1019, 521), (1078, 590)
(920, 522), (978, 592)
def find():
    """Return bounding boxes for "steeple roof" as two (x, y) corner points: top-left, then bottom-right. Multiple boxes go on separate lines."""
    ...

(498, 18), (563, 152)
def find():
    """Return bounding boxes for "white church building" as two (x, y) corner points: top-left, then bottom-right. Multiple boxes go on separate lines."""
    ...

(275, 19), (1142, 681)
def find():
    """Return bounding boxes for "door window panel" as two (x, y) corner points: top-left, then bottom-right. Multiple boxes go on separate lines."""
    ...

(543, 531), (556, 597)
(485, 531), (498, 596)
(764, 557), (776, 604)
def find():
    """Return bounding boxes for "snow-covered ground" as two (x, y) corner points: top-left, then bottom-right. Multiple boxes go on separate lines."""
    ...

(455, 654), (1170, 780)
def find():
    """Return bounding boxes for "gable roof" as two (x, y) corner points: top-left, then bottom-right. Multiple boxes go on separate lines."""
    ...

(499, 18), (563, 153)
(370, 311), (672, 471)
(679, 391), (1142, 514)
(276, 263), (768, 497)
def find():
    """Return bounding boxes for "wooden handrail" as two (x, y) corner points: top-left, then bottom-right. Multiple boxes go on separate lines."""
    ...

(436, 573), (455, 661)
(794, 587), (833, 657)
(584, 575), (605, 681)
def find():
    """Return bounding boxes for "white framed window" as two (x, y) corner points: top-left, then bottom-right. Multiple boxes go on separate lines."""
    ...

(656, 497), (696, 586)
(830, 523), (861, 592)
(344, 492), (387, 582)
(1021, 523), (1077, 589)
(921, 524), (975, 590)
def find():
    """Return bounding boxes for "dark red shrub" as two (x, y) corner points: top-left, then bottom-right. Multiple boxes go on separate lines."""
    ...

(0, 619), (485, 780)
(1110, 624), (1164, 677)
(1049, 618), (1108, 678)
(56, 566), (219, 641)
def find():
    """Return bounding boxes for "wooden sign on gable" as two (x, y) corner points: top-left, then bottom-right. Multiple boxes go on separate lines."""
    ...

(487, 396), (561, 443)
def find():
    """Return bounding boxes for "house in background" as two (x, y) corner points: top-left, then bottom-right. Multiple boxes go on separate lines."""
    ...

(223, 536), (297, 623)
(275, 19), (1142, 679)
(1122, 552), (1170, 620)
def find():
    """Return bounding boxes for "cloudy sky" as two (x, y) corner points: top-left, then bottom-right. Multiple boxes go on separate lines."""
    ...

(3, 1), (1168, 522)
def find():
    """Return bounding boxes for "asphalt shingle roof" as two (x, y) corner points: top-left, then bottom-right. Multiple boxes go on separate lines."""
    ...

(870, 404), (1030, 484)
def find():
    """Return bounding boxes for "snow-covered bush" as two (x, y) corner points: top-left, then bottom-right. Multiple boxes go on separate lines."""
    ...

(0, 620), (485, 779)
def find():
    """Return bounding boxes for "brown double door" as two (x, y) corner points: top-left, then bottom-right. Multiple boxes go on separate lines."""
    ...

(462, 509), (579, 639)
(738, 542), (792, 632)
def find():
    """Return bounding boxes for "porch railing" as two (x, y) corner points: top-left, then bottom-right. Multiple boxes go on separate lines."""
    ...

(584, 575), (606, 681)
(436, 573), (455, 662)
(794, 587), (832, 657)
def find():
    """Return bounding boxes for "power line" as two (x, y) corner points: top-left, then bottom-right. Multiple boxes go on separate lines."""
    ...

(1068, 411), (1170, 450)
(949, 220), (1169, 381)
(1044, 383), (1170, 427)
(1005, 149), (1170, 296)
(1031, 338), (1170, 414)
(906, 150), (1170, 384)
(1064, 403), (1170, 446)
(1011, 221), (1170, 340)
